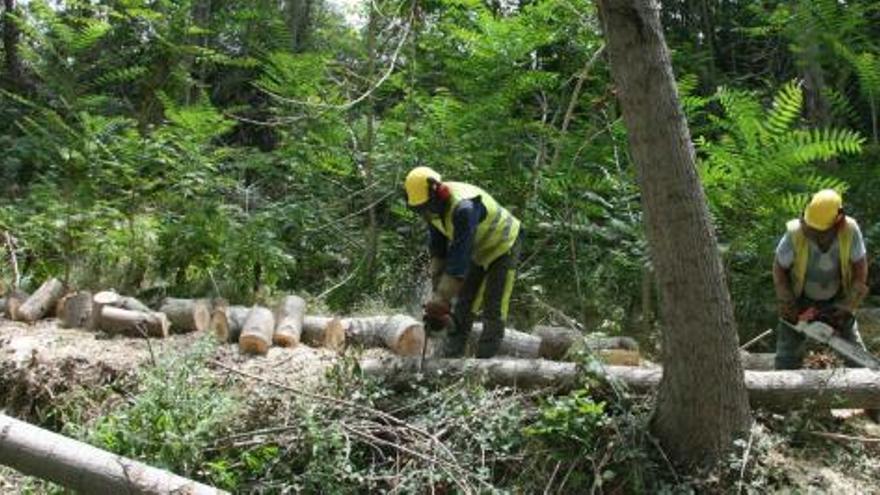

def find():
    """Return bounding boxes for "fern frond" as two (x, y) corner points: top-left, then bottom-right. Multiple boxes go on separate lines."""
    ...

(763, 80), (803, 139)
(93, 66), (149, 87)
(71, 20), (111, 53)
(777, 128), (864, 166)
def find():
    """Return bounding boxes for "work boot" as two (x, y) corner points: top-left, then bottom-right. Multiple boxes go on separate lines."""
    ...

(476, 320), (505, 358)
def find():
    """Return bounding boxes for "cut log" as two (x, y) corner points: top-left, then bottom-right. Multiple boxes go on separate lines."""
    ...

(210, 304), (249, 344)
(273, 295), (306, 347)
(361, 358), (880, 409)
(159, 297), (211, 333)
(3, 289), (28, 320)
(99, 306), (170, 338)
(472, 324), (639, 360)
(58, 291), (93, 329)
(469, 324), (541, 358)
(88, 291), (120, 331)
(346, 315), (425, 356)
(0, 413), (226, 494)
(16, 278), (64, 323)
(239, 306), (275, 355)
(301, 316), (346, 350)
(740, 352), (776, 371)
(117, 296), (152, 313)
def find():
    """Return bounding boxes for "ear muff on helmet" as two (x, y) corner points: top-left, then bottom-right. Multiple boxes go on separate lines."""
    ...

(427, 178), (451, 203)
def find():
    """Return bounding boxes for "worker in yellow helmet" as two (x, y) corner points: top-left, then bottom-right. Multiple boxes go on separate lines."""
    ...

(404, 166), (522, 358)
(773, 189), (871, 370)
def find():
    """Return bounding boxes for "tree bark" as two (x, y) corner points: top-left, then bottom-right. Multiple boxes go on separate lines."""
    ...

(740, 352), (776, 371)
(0, 413), (226, 494)
(239, 306), (275, 355)
(598, 0), (751, 467)
(361, 359), (880, 409)
(159, 297), (211, 333)
(2, 0), (23, 91)
(117, 296), (152, 314)
(301, 316), (346, 350)
(58, 291), (93, 329)
(273, 295), (305, 347)
(284, 0), (312, 52)
(16, 278), (65, 323)
(210, 304), (249, 344)
(98, 306), (170, 338)
(89, 291), (120, 332)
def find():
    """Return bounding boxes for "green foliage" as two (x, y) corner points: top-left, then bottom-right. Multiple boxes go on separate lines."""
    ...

(66, 338), (239, 479)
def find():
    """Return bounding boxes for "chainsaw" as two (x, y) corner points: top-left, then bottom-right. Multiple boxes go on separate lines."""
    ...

(779, 306), (880, 370)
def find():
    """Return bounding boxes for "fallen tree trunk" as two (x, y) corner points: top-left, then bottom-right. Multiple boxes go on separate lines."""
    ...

(239, 306), (275, 355)
(471, 323), (639, 360)
(3, 289), (28, 320)
(301, 316), (346, 350)
(99, 306), (171, 338)
(0, 413), (226, 494)
(469, 324), (541, 358)
(159, 298), (211, 333)
(345, 315), (425, 356)
(58, 291), (93, 329)
(273, 295), (305, 347)
(16, 278), (64, 323)
(89, 291), (120, 331)
(210, 304), (249, 344)
(360, 358), (880, 409)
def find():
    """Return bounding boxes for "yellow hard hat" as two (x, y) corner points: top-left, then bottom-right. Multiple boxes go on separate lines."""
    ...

(803, 189), (842, 230)
(404, 166), (441, 206)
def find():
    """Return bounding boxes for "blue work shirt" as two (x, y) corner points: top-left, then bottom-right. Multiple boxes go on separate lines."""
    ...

(428, 198), (486, 277)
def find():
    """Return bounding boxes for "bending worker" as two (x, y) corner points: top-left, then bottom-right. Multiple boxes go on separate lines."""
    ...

(773, 189), (870, 370)
(404, 166), (522, 358)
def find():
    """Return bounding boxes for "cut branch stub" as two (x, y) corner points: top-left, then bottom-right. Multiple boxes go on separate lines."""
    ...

(239, 306), (275, 355)
(273, 295), (306, 347)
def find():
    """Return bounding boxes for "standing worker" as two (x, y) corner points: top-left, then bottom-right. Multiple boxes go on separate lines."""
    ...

(404, 166), (522, 358)
(773, 189), (878, 422)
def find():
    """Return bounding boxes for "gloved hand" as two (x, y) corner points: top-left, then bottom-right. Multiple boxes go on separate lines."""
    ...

(423, 299), (451, 332)
(777, 298), (799, 323)
(825, 305), (855, 332)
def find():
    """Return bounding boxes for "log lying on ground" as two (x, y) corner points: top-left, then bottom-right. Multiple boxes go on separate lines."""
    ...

(117, 296), (152, 313)
(345, 315), (425, 356)
(471, 323), (639, 360)
(89, 291), (120, 331)
(360, 358), (880, 409)
(301, 316), (347, 350)
(3, 289), (28, 320)
(99, 306), (171, 338)
(0, 413), (226, 494)
(741, 352), (776, 370)
(273, 295), (306, 347)
(159, 297), (211, 333)
(16, 278), (64, 323)
(210, 304), (250, 344)
(58, 291), (93, 329)
(239, 306), (275, 355)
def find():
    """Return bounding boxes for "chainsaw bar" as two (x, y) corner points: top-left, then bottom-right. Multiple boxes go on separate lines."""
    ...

(781, 319), (880, 370)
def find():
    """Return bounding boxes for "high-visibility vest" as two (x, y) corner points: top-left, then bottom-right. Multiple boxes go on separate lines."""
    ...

(430, 182), (521, 268)
(786, 216), (856, 298)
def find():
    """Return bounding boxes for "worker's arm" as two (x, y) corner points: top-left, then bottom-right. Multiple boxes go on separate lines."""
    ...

(433, 199), (484, 302)
(846, 221), (869, 311)
(773, 232), (798, 321)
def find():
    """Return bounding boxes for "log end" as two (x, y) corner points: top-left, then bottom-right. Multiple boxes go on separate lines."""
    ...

(599, 349), (641, 366)
(210, 308), (230, 343)
(272, 329), (300, 348)
(192, 303), (211, 333)
(239, 335), (270, 355)
(323, 318), (347, 351)
(391, 322), (425, 357)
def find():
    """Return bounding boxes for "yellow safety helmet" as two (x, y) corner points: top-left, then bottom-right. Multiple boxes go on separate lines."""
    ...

(404, 166), (441, 206)
(803, 189), (843, 230)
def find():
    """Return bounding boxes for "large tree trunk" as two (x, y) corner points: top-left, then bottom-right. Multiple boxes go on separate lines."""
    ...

(239, 306), (275, 355)
(0, 414), (225, 494)
(284, 0), (312, 52)
(273, 295), (305, 347)
(16, 278), (64, 323)
(362, 358), (880, 409)
(2, 0), (23, 91)
(159, 297), (211, 333)
(598, 0), (751, 467)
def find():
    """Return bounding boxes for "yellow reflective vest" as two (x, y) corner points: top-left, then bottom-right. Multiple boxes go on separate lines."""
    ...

(430, 182), (520, 269)
(786, 216), (857, 298)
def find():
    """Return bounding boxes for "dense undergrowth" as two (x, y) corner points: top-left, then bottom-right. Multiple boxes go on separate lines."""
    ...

(2, 338), (876, 494)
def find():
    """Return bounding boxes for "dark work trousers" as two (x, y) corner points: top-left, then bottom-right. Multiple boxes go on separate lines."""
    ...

(446, 234), (522, 358)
